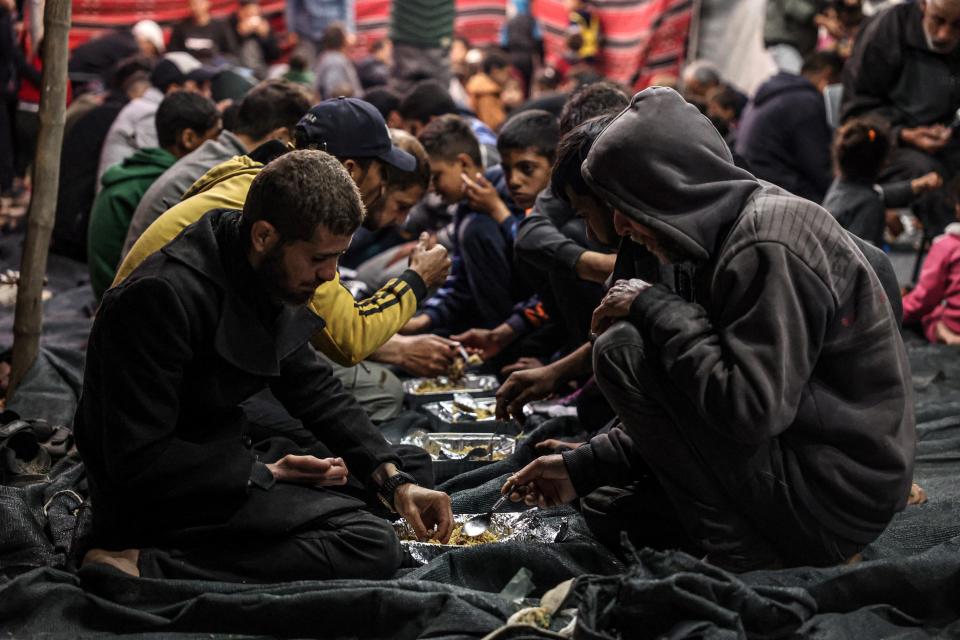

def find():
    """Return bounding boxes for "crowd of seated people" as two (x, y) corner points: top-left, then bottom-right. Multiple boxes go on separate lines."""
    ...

(0, 0), (954, 584)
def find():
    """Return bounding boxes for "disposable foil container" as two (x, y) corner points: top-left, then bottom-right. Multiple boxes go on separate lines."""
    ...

(415, 395), (516, 435)
(401, 431), (517, 461)
(402, 375), (499, 407)
(395, 511), (566, 565)
(432, 396), (498, 422)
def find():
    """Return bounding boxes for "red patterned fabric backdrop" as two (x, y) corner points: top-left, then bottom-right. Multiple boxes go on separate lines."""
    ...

(353, 0), (507, 50)
(532, 0), (692, 87)
(67, 0), (288, 50)
(68, 0), (691, 87)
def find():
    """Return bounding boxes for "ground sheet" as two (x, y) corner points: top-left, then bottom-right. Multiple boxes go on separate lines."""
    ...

(1, 233), (959, 639)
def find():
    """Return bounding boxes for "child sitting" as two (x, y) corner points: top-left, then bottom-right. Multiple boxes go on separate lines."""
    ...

(822, 117), (942, 246)
(402, 114), (520, 335)
(490, 109), (558, 213)
(903, 176), (960, 346)
(452, 110), (561, 361)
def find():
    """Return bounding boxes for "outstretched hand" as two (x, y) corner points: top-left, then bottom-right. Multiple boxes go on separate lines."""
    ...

(502, 455), (577, 509)
(393, 483), (454, 543)
(495, 365), (561, 423)
(451, 326), (513, 361)
(398, 334), (460, 376)
(910, 171), (943, 195)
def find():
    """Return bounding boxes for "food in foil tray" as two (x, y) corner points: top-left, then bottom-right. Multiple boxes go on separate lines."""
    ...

(402, 432), (516, 461)
(448, 353), (484, 380)
(431, 394), (497, 423)
(404, 374), (498, 396)
(428, 525), (499, 546)
(395, 511), (565, 564)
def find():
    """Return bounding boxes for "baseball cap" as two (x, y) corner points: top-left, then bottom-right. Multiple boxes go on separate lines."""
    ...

(295, 97), (416, 172)
(151, 52), (219, 92)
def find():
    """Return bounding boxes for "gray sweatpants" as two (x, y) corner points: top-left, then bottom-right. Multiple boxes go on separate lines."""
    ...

(324, 354), (404, 424)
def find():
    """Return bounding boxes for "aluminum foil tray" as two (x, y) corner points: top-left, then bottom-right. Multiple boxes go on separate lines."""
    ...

(401, 431), (517, 461)
(402, 374), (499, 397)
(395, 511), (565, 565)
(424, 395), (499, 423)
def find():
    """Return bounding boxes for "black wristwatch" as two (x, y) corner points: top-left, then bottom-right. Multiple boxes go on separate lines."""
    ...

(378, 471), (418, 512)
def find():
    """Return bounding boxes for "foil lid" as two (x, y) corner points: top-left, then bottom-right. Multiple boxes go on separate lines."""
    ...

(402, 374), (499, 396)
(423, 395), (499, 424)
(400, 431), (517, 461)
(395, 510), (567, 565)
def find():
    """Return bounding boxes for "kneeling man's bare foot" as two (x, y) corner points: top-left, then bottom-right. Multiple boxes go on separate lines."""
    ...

(908, 483), (928, 506)
(82, 548), (140, 577)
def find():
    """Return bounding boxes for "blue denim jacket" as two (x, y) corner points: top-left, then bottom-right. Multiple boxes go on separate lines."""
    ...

(285, 0), (354, 42)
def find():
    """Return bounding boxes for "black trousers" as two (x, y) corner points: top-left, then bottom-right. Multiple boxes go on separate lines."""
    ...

(13, 109), (37, 179)
(880, 142), (960, 236)
(131, 394), (433, 582)
(548, 267), (605, 352)
(138, 508), (403, 582)
(588, 321), (863, 570)
(133, 432), (423, 583)
(0, 98), (15, 193)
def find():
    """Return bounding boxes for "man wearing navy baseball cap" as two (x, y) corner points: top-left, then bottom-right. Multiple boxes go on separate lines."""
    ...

(295, 97), (417, 227)
(114, 95), (451, 424)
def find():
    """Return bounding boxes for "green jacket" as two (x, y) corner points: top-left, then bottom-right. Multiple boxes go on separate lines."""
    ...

(389, 0), (454, 49)
(88, 147), (176, 299)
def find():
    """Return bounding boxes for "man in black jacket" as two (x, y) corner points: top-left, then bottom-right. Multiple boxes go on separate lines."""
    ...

(76, 150), (453, 581)
(841, 0), (960, 234)
(503, 88), (915, 571)
(735, 51), (843, 204)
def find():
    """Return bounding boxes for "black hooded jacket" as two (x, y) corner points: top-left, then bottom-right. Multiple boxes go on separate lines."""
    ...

(577, 87), (915, 544)
(735, 72), (833, 203)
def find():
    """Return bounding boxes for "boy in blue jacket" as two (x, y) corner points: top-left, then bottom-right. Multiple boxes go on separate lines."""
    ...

(402, 114), (520, 335)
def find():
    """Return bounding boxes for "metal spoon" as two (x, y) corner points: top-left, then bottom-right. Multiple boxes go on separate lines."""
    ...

(462, 493), (511, 538)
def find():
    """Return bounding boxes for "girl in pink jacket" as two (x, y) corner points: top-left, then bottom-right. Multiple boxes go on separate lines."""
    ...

(902, 182), (960, 345)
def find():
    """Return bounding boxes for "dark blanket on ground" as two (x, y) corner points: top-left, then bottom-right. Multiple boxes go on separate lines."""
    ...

(1, 232), (959, 638)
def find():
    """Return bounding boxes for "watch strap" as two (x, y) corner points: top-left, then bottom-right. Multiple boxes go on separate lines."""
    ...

(378, 470), (418, 512)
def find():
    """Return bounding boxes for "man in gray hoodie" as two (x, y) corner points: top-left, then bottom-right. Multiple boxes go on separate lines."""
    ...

(503, 87), (916, 571)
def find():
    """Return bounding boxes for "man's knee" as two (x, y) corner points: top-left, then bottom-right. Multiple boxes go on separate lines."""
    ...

(318, 511), (403, 579)
(592, 321), (649, 393)
(884, 147), (946, 179)
(330, 360), (404, 423)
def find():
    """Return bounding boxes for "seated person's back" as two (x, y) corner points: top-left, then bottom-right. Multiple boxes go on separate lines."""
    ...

(735, 52), (843, 203)
(822, 117), (943, 246)
(88, 90), (221, 299)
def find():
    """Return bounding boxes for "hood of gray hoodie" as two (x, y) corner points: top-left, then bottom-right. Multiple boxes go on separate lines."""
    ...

(582, 87), (760, 262)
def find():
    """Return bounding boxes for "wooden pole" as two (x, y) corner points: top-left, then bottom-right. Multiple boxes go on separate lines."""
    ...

(7, 0), (71, 402)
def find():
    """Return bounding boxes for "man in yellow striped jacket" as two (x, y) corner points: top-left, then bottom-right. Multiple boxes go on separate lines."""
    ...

(113, 99), (456, 421)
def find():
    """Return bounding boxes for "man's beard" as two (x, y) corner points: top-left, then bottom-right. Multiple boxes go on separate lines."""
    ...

(361, 201), (385, 231)
(255, 243), (316, 306)
(925, 28), (958, 54)
(630, 230), (693, 264)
